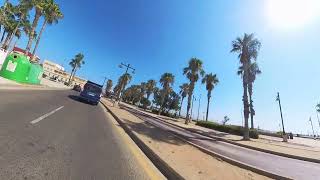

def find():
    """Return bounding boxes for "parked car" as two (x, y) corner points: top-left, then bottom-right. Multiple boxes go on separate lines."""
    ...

(79, 81), (102, 105)
(72, 84), (82, 92)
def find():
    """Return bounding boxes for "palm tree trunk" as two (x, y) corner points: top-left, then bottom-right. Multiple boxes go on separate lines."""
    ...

(7, 17), (22, 50)
(206, 91), (211, 121)
(185, 83), (194, 124)
(179, 96), (184, 117)
(248, 82), (254, 129)
(26, 9), (41, 54)
(0, 30), (6, 44)
(2, 32), (12, 50)
(32, 19), (47, 60)
(158, 92), (165, 115)
(68, 68), (75, 84)
(243, 72), (250, 140)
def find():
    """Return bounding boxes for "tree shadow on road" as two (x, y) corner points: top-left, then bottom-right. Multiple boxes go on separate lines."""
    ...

(122, 118), (186, 146)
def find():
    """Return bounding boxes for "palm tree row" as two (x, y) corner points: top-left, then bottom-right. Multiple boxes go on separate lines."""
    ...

(112, 58), (219, 125)
(0, 0), (63, 60)
(111, 33), (261, 141)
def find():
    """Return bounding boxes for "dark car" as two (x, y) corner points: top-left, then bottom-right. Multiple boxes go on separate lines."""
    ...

(79, 81), (103, 105)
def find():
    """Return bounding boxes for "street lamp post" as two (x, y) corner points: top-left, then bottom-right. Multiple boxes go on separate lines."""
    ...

(276, 92), (287, 142)
(118, 63), (135, 101)
(309, 117), (316, 139)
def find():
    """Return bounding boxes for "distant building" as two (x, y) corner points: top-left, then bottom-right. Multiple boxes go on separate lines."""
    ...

(42, 60), (87, 87)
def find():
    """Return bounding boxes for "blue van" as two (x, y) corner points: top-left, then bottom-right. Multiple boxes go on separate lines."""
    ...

(79, 81), (103, 105)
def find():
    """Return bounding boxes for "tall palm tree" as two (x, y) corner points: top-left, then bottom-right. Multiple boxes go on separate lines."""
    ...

(202, 73), (219, 121)
(7, 0), (32, 49)
(179, 83), (189, 117)
(237, 62), (261, 129)
(159, 73), (174, 115)
(117, 73), (132, 100)
(68, 53), (85, 84)
(183, 58), (205, 124)
(0, 1), (16, 49)
(25, 0), (46, 54)
(146, 79), (156, 100)
(105, 79), (113, 93)
(32, 0), (63, 59)
(231, 33), (261, 140)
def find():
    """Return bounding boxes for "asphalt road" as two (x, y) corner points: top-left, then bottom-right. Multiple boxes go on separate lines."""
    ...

(0, 90), (149, 180)
(122, 105), (320, 180)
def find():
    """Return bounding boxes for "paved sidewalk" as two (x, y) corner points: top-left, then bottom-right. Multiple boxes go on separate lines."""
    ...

(121, 102), (320, 161)
(0, 77), (70, 90)
(101, 98), (269, 180)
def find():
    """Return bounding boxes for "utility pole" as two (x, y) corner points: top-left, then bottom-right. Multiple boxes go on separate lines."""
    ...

(197, 94), (201, 121)
(276, 92), (286, 134)
(118, 63), (135, 101)
(309, 117), (315, 138)
(119, 63), (135, 74)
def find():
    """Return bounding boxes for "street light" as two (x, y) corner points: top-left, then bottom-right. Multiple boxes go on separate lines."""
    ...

(276, 92), (287, 142)
(117, 63), (135, 101)
(309, 117), (316, 139)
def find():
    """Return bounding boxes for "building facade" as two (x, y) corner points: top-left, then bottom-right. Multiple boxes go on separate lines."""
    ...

(42, 60), (87, 87)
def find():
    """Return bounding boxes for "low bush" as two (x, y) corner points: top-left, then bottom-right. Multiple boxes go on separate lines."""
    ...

(196, 121), (259, 139)
(151, 109), (178, 119)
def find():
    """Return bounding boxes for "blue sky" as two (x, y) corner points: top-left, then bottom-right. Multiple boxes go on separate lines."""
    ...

(6, 0), (320, 134)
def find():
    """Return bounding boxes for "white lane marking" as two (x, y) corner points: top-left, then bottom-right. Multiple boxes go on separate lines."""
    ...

(30, 106), (64, 124)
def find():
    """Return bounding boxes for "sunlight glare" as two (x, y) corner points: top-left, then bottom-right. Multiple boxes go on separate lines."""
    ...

(266, 0), (320, 30)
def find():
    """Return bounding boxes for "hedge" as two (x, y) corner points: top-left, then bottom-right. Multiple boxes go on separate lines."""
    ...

(196, 121), (259, 139)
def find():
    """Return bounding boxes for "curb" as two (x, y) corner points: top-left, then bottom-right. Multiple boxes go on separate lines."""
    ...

(121, 105), (292, 180)
(100, 100), (184, 180)
(122, 104), (320, 164)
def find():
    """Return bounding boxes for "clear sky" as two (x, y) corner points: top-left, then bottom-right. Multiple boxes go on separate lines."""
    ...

(7, 0), (320, 134)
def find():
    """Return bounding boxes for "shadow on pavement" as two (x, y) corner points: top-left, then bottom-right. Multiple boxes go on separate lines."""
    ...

(122, 118), (186, 146)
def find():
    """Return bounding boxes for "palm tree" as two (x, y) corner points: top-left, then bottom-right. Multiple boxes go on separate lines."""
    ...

(68, 53), (85, 84)
(117, 73), (132, 100)
(159, 73), (174, 115)
(231, 33), (261, 140)
(25, 0), (47, 54)
(1, 0), (32, 50)
(237, 62), (261, 129)
(105, 79), (113, 93)
(202, 73), (219, 121)
(31, 0), (63, 59)
(183, 58), (205, 124)
(146, 79), (156, 100)
(179, 83), (189, 117)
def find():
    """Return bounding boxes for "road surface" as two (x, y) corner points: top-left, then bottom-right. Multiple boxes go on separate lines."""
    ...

(122, 105), (320, 180)
(0, 90), (149, 180)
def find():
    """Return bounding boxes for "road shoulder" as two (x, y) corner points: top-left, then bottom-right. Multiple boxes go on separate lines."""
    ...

(121, 102), (320, 163)
(100, 98), (270, 180)
(100, 103), (166, 180)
